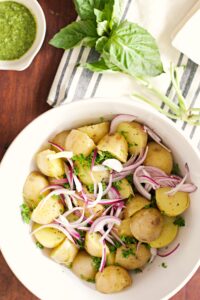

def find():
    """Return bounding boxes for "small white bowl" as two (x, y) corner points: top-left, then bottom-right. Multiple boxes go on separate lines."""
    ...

(0, 98), (200, 300)
(0, 0), (46, 71)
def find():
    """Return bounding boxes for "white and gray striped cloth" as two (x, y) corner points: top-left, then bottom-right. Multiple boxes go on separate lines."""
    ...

(47, 0), (200, 150)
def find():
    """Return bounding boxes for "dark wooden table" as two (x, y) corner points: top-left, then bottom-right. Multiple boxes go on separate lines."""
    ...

(0, 1), (199, 299)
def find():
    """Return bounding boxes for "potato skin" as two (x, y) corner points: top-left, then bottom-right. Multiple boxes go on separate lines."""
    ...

(97, 133), (128, 163)
(106, 252), (115, 266)
(23, 171), (49, 209)
(32, 223), (65, 248)
(36, 149), (65, 177)
(65, 129), (95, 156)
(117, 122), (147, 155)
(31, 196), (64, 224)
(51, 238), (78, 267)
(115, 244), (151, 270)
(115, 218), (132, 237)
(144, 142), (173, 174)
(124, 195), (149, 219)
(150, 216), (178, 248)
(85, 232), (109, 257)
(130, 208), (164, 243)
(78, 122), (110, 144)
(116, 179), (133, 199)
(72, 251), (97, 281)
(75, 161), (109, 185)
(51, 130), (69, 149)
(95, 266), (132, 294)
(156, 187), (190, 216)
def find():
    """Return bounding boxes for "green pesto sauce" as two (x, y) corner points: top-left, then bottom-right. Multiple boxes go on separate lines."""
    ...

(0, 1), (37, 60)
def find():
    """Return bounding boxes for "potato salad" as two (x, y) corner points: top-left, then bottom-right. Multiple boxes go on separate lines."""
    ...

(21, 114), (197, 294)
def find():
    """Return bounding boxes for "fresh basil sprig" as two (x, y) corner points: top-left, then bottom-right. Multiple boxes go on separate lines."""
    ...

(50, 0), (163, 78)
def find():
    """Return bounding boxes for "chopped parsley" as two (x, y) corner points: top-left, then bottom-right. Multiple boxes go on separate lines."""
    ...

(76, 230), (85, 249)
(121, 235), (137, 245)
(133, 268), (142, 273)
(92, 256), (101, 271)
(36, 241), (44, 249)
(112, 180), (122, 191)
(63, 183), (70, 189)
(95, 151), (115, 164)
(173, 216), (185, 227)
(172, 163), (181, 176)
(144, 243), (151, 250)
(119, 130), (128, 138)
(87, 184), (94, 193)
(126, 174), (133, 185)
(87, 278), (95, 283)
(144, 196), (157, 209)
(161, 262), (167, 268)
(122, 247), (135, 258)
(108, 241), (121, 253)
(20, 203), (31, 224)
(99, 117), (105, 122)
(52, 194), (59, 200)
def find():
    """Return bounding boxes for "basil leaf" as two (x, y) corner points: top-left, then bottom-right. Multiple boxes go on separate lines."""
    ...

(102, 21), (164, 77)
(82, 59), (110, 72)
(97, 20), (109, 36)
(74, 0), (106, 20)
(95, 36), (108, 52)
(49, 20), (98, 49)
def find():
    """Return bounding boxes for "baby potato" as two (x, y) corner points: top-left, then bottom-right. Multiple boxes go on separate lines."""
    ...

(124, 195), (149, 219)
(117, 122), (148, 155)
(65, 129), (95, 157)
(106, 252), (115, 266)
(76, 161), (109, 185)
(72, 251), (97, 281)
(97, 133), (128, 163)
(78, 122), (110, 144)
(130, 208), (164, 243)
(36, 149), (65, 177)
(95, 266), (132, 294)
(85, 232), (109, 257)
(51, 130), (69, 149)
(144, 142), (173, 174)
(156, 187), (190, 216)
(31, 196), (64, 224)
(115, 179), (133, 199)
(115, 219), (132, 237)
(32, 223), (65, 248)
(115, 244), (151, 270)
(50, 238), (78, 267)
(23, 171), (49, 209)
(75, 198), (105, 220)
(150, 216), (178, 248)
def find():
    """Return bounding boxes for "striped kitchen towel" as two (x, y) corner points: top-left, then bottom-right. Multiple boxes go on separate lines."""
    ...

(47, 0), (200, 150)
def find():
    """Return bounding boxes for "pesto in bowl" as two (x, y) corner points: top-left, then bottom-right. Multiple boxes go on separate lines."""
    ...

(0, 1), (37, 60)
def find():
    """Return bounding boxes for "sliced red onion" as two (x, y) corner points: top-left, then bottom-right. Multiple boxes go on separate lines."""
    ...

(110, 114), (136, 134)
(133, 167), (151, 200)
(102, 159), (123, 172)
(157, 243), (180, 257)
(40, 184), (62, 194)
(136, 241), (142, 254)
(123, 155), (137, 167)
(92, 165), (107, 172)
(56, 215), (81, 240)
(175, 183), (197, 193)
(75, 214), (95, 228)
(167, 164), (188, 196)
(97, 198), (123, 205)
(108, 187), (121, 200)
(99, 240), (107, 272)
(144, 126), (171, 152)
(90, 215), (121, 233)
(47, 151), (73, 160)
(149, 247), (157, 263)
(65, 164), (74, 190)
(110, 229), (125, 246)
(73, 174), (82, 192)
(36, 189), (75, 209)
(48, 141), (64, 152)
(91, 149), (97, 170)
(88, 183), (103, 207)
(50, 178), (68, 185)
(138, 175), (160, 189)
(64, 194), (73, 210)
(122, 147), (148, 172)
(102, 173), (113, 196)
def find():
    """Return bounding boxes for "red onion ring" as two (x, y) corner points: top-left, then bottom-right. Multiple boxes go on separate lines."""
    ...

(110, 114), (136, 134)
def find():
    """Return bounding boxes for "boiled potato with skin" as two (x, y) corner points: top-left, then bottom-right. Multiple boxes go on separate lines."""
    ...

(115, 244), (151, 270)
(85, 232), (109, 257)
(124, 194), (149, 218)
(144, 142), (173, 174)
(78, 122), (110, 144)
(97, 133), (128, 163)
(76, 161), (109, 185)
(156, 187), (190, 216)
(150, 216), (178, 248)
(65, 129), (95, 157)
(51, 238), (78, 267)
(115, 179), (133, 199)
(130, 208), (164, 243)
(72, 251), (97, 281)
(51, 130), (69, 149)
(32, 223), (65, 248)
(75, 198), (105, 220)
(36, 149), (65, 177)
(95, 266), (132, 294)
(106, 252), (115, 266)
(23, 171), (49, 209)
(115, 218), (132, 237)
(31, 196), (64, 224)
(117, 122), (148, 155)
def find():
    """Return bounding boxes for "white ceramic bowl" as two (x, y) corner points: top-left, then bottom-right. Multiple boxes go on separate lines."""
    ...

(0, 0), (46, 71)
(0, 98), (200, 300)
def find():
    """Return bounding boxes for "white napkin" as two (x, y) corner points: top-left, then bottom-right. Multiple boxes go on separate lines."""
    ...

(47, 0), (200, 150)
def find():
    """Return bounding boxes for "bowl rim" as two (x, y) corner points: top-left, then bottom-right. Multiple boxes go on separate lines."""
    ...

(0, 97), (200, 300)
(0, 0), (46, 71)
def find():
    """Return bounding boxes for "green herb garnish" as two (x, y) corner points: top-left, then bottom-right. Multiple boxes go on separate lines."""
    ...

(173, 216), (185, 227)
(108, 241), (121, 253)
(122, 247), (135, 258)
(133, 268), (142, 273)
(36, 241), (44, 249)
(113, 180), (122, 191)
(92, 256), (101, 271)
(121, 235), (137, 245)
(172, 163), (181, 176)
(20, 203), (31, 224)
(161, 262), (167, 269)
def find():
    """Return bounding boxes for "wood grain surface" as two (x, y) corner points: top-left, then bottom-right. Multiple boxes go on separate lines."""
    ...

(0, 1), (199, 299)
